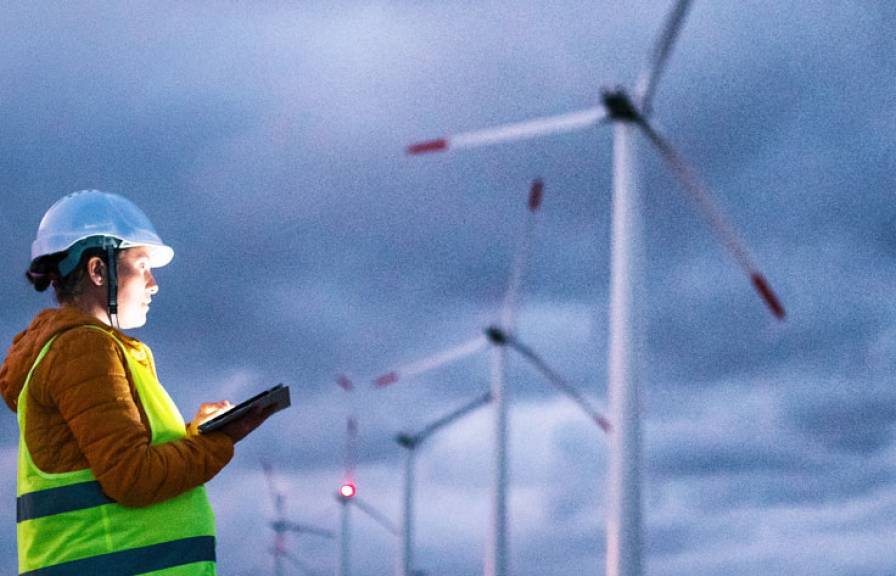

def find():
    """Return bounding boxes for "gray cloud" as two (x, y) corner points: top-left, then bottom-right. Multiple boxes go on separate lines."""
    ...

(2, 1), (894, 574)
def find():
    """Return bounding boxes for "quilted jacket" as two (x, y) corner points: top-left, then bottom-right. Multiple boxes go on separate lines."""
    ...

(0, 306), (234, 507)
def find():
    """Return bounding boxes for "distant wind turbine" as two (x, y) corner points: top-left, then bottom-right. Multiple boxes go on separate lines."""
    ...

(394, 391), (493, 576)
(261, 460), (333, 576)
(376, 324), (610, 576)
(372, 179), (611, 576)
(404, 2), (786, 575)
(333, 381), (400, 576)
(374, 180), (541, 576)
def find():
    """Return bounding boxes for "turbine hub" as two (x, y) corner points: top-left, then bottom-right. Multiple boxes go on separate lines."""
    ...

(484, 326), (507, 345)
(601, 87), (641, 122)
(395, 432), (417, 448)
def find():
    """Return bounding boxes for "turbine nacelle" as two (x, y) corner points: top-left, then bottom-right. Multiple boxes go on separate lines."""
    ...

(395, 432), (418, 449)
(600, 88), (643, 123)
(484, 325), (508, 346)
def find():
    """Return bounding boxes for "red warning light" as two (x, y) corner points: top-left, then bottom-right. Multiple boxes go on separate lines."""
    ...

(340, 483), (356, 499)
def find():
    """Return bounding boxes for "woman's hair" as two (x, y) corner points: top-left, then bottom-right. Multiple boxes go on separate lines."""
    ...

(26, 248), (109, 304)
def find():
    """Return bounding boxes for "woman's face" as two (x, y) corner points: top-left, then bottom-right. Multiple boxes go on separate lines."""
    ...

(115, 247), (158, 329)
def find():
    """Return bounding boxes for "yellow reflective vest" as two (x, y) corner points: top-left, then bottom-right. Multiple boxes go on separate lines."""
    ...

(17, 326), (217, 575)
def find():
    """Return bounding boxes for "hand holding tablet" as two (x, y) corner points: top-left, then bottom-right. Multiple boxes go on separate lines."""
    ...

(198, 384), (291, 434)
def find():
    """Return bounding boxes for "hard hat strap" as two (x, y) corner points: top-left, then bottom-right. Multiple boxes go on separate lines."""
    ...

(103, 238), (119, 323)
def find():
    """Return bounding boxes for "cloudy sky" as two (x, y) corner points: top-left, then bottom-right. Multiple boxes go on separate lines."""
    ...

(2, 1), (895, 574)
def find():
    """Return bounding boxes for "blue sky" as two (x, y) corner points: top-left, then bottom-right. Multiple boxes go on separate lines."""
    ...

(1, 1), (895, 575)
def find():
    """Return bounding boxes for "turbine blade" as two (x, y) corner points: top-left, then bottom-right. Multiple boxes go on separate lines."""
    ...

(414, 391), (492, 444)
(637, 119), (785, 319)
(635, 0), (694, 116)
(284, 521), (334, 539)
(504, 335), (612, 433)
(345, 416), (358, 479)
(336, 374), (354, 392)
(372, 335), (489, 387)
(501, 179), (545, 331)
(353, 497), (400, 536)
(282, 550), (320, 576)
(261, 459), (285, 517)
(407, 107), (606, 155)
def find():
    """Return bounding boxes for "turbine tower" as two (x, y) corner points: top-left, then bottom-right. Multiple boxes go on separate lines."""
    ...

(404, 2), (786, 575)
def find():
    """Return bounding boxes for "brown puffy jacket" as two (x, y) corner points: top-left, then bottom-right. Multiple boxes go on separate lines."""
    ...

(0, 306), (234, 507)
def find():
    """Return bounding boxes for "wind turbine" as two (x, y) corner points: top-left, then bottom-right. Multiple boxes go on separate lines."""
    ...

(404, 2), (786, 576)
(261, 460), (334, 576)
(376, 325), (610, 576)
(372, 178), (612, 576)
(335, 478), (400, 576)
(334, 379), (401, 576)
(394, 391), (492, 576)
(373, 179), (541, 576)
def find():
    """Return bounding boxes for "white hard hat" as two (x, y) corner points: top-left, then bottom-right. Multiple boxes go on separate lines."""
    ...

(32, 190), (174, 276)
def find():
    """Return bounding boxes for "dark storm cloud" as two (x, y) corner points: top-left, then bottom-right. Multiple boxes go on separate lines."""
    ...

(2, 1), (895, 574)
(790, 384), (896, 456)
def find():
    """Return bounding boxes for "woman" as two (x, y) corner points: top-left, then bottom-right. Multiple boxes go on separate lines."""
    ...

(1, 190), (271, 575)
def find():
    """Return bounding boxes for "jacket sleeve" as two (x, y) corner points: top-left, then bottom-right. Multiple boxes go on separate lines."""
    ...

(44, 328), (234, 507)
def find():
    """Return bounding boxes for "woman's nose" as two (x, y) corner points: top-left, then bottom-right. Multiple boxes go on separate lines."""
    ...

(147, 271), (159, 294)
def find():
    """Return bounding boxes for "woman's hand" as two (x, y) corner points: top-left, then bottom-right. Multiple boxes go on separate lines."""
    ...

(187, 400), (233, 434)
(218, 404), (277, 444)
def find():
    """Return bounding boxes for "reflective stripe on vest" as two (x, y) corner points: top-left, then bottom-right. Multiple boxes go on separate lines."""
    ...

(20, 536), (215, 576)
(17, 480), (114, 522)
(16, 325), (217, 576)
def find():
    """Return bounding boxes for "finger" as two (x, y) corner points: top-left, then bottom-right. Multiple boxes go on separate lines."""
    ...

(199, 404), (218, 417)
(246, 403), (277, 424)
(251, 404), (278, 424)
(202, 401), (228, 414)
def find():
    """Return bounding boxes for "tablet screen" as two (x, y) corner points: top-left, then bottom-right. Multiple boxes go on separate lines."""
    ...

(198, 384), (291, 433)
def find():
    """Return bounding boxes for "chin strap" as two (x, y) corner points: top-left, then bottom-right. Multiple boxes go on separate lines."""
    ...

(103, 238), (119, 329)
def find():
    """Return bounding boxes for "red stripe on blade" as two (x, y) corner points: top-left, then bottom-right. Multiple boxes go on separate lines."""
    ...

(528, 179), (544, 211)
(407, 139), (448, 155)
(337, 374), (354, 391)
(374, 372), (399, 387)
(751, 273), (786, 319)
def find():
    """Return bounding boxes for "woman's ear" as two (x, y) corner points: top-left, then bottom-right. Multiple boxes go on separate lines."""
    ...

(86, 256), (105, 287)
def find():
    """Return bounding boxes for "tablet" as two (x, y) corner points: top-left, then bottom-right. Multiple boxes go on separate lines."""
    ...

(198, 383), (291, 434)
